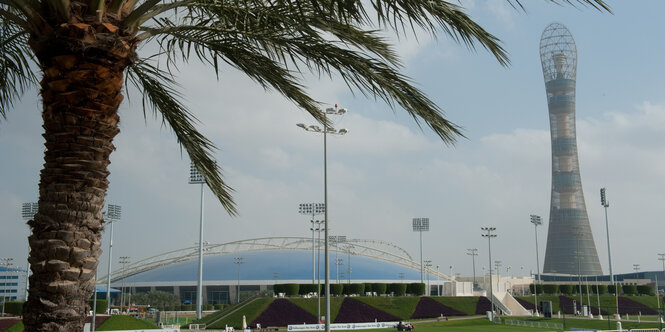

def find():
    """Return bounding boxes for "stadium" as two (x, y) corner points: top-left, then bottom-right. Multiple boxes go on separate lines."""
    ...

(102, 237), (459, 306)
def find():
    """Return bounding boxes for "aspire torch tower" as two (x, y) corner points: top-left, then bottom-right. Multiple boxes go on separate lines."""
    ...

(539, 23), (602, 275)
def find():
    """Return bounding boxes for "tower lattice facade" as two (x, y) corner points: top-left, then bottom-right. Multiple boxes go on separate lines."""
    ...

(540, 23), (602, 275)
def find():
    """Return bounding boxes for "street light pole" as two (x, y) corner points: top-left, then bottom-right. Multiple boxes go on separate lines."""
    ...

(299, 203), (325, 285)
(467, 249), (478, 288)
(424, 260), (432, 296)
(234, 257), (244, 304)
(494, 261), (501, 290)
(104, 204), (121, 310)
(412, 218), (430, 284)
(297, 105), (348, 332)
(481, 227), (497, 317)
(530, 214), (542, 314)
(190, 163), (206, 320)
(600, 188), (619, 317)
(119, 256), (130, 312)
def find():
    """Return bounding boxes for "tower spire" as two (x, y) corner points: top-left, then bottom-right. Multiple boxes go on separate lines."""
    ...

(539, 23), (603, 276)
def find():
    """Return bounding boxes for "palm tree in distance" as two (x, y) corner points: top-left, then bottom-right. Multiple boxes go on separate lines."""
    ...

(1, 0), (608, 330)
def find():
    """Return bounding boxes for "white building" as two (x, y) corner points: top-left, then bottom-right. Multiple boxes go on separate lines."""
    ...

(1, 265), (28, 302)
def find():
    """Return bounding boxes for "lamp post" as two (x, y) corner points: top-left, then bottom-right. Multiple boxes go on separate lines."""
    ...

(189, 162), (206, 319)
(530, 214), (542, 314)
(600, 188), (619, 317)
(299, 203), (325, 285)
(309, 221), (323, 322)
(104, 204), (121, 310)
(234, 257), (244, 304)
(21, 202), (38, 302)
(412, 218), (430, 283)
(494, 261), (502, 290)
(467, 249), (478, 288)
(330, 236), (346, 285)
(1, 258), (13, 316)
(424, 260), (432, 296)
(436, 265), (440, 296)
(658, 254), (665, 308)
(633, 264), (640, 273)
(119, 256), (130, 312)
(297, 104), (348, 332)
(481, 227), (497, 316)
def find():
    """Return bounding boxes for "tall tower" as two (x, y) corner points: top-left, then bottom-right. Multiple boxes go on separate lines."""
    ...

(539, 23), (602, 275)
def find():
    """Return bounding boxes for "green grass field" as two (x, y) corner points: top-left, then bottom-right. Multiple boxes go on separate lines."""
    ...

(208, 297), (275, 329)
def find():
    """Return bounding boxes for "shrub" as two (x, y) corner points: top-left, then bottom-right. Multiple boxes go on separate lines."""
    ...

(88, 299), (108, 314)
(371, 283), (387, 295)
(389, 283), (407, 296)
(363, 283), (373, 293)
(214, 304), (225, 310)
(542, 284), (558, 294)
(299, 284), (319, 295)
(330, 284), (344, 295)
(592, 284), (607, 295)
(407, 283), (425, 295)
(622, 285), (637, 295)
(559, 284), (574, 295)
(637, 285), (653, 295)
(3, 301), (23, 316)
(203, 304), (214, 310)
(284, 284), (299, 296)
(608, 284), (622, 295)
(182, 304), (194, 311)
(348, 283), (364, 295)
(529, 284), (543, 294)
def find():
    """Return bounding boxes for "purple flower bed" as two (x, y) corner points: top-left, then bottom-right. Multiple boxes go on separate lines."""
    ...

(334, 298), (400, 323)
(618, 297), (657, 315)
(559, 296), (608, 315)
(475, 296), (492, 314)
(250, 299), (318, 327)
(410, 297), (466, 319)
(515, 297), (535, 311)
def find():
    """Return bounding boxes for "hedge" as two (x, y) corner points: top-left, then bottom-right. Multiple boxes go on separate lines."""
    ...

(371, 283), (387, 295)
(608, 285), (622, 295)
(214, 304), (226, 310)
(363, 283), (373, 293)
(622, 285), (637, 295)
(88, 299), (108, 314)
(542, 284), (558, 294)
(3, 301), (23, 316)
(529, 284), (543, 294)
(592, 285), (607, 295)
(284, 284), (299, 296)
(299, 284), (320, 295)
(343, 283), (364, 295)
(558, 284), (574, 295)
(388, 283), (407, 296)
(407, 283), (425, 295)
(330, 284), (344, 295)
(637, 285), (653, 295)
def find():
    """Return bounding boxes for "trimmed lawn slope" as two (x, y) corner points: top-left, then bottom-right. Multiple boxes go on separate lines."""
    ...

(209, 298), (274, 329)
(96, 315), (159, 331)
(334, 298), (399, 323)
(288, 297), (345, 322)
(251, 299), (317, 327)
(474, 297), (492, 315)
(354, 296), (420, 319)
(431, 297), (481, 315)
(410, 297), (465, 319)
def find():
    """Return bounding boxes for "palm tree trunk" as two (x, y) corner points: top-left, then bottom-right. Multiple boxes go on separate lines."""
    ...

(23, 24), (131, 330)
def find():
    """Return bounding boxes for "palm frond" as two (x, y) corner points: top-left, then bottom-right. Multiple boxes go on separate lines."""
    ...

(126, 59), (238, 215)
(0, 16), (37, 118)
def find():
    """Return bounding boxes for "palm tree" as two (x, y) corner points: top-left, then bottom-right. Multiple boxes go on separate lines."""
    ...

(1, 0), (608, 330)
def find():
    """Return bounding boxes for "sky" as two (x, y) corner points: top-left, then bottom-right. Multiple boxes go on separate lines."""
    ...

(2, 1), (665, 281)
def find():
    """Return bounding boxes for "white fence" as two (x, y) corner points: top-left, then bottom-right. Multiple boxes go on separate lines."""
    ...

(504, 319), (562, 330)
(288, 322), (399, 331)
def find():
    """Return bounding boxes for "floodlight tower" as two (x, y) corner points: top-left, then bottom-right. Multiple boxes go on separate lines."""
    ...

(189, 162), (206, 320)
(413, 218), (430, 283)
(539, 23), (602, 275)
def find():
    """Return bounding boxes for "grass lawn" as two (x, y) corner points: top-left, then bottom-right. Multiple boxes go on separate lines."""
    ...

(354, 296), (420, 319)
(208, 297), (274, 329)
(288, 297), (345, 321)
(361, 319), (554, 332)
(430, 296), (481, 315)
(96, 315), (160, 331)
(4, 316), (159, 332)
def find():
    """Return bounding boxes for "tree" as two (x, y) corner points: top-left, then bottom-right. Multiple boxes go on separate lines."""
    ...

(0, 0), (609, 330)
(131, 291), (180, 307)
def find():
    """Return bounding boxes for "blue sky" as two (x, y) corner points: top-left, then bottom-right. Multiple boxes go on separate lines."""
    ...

(2, 1), (665, 280)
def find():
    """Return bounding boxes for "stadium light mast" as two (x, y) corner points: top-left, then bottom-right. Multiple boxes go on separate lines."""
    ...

(297, 104), (348, 332)
(189, 162), (206, 320)
(22, 202), (38, 301)
(234, 257), (245, 303)
(118, 256), (130, 312)
(299, 203), (325, 285)
(467, 248), (478, 288)
(481, 227), (497, 317)
(600, 187), (619, 317)
(104, 204), (121, 310)
(540, 23), (602, 276)
(530, 214), (542, 314)
(413, 218), (430, 283)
